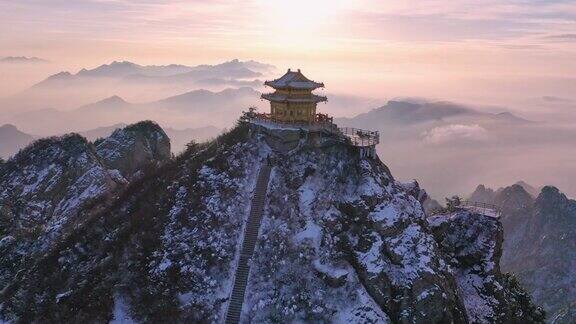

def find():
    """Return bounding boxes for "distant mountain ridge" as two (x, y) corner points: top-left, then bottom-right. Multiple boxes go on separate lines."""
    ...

(1, 56), (48, 64)
(337, 100), (532, 128)
(33, 59), (274, 89)
(11, 87), (262, 134)
(0, 59), (274, 113)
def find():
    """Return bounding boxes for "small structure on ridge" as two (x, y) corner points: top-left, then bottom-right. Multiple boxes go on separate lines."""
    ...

(244, 69), (380, 158)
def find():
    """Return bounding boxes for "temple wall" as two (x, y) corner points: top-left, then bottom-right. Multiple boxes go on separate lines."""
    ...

(271, 101), (316, 123)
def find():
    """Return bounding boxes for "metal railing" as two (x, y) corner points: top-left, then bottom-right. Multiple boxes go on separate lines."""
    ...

(458, 200), (502, 218)
(243, 112), (339, 132)
(338, 127), (380, 147)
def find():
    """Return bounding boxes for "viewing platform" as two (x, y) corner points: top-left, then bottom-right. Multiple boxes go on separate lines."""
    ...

(338, 127), (380, 147)
(242, 111), (338, 133)
(458, 201), (502, 218)
(243, 111), (380, 158)
(246, 69), (381, 158)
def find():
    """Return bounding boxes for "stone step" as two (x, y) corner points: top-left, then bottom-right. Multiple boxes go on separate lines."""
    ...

(225, 164), (272, 324)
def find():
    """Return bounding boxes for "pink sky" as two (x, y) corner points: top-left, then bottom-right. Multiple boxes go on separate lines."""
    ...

(1, 0), (575, 106)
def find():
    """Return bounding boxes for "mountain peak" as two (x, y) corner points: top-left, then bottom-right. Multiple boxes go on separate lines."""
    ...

(469, 184), (495, 203)
(536, 186), (567, 204)
(111, 60), (135, 64)
(79, 95), (131, 111)
(100, 95), (126, 104)
(513, 180), (539, 197)
(493, 184), (534, 212)
(385, 100), (421, 110)
(0, 123), (544, 322)
(46, 71), (73, 80)
(0, 124), (18, 131)
(1, 56), (48, 63)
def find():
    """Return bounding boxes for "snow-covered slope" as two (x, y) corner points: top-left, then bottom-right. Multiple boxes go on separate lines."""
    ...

(0, 121), (173, 300)
(0, 134), (120, 293)
(0, 123), (543, 323)
(0, 134), (117, 236)
(247, 146), (465, 323)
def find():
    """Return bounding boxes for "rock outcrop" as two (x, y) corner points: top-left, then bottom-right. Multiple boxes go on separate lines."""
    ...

(96, 121), (171, 179)
(0, 134), (118, 235)
(429, 211), (544, 323)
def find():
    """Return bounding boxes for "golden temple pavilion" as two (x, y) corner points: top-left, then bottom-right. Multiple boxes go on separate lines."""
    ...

(261, 69), (327, 123)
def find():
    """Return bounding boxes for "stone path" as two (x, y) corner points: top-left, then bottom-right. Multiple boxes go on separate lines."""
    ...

(224, 163), (272, 324)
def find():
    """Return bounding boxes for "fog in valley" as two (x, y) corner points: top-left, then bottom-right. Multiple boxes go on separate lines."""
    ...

(1, 58), (576, 200)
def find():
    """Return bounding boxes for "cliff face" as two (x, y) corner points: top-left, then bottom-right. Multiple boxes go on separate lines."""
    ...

(469, 183), (576, 323)
(429, 211), (544, 323)
(0, 124), (542, 323)
(503, 187), (576, 323)
(247, 144), (466, 323)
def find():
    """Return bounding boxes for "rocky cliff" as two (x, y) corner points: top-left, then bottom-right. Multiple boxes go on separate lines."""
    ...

(0, 123), (543, 323)
(429, 211), (543, 323)
(468, 183), (576, 323)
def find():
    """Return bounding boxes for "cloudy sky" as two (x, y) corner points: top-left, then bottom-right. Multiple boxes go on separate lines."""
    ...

(1, 0), (575, 103)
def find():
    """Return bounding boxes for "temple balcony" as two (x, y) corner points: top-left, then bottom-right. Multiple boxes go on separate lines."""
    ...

(338, 127), (380, 147)
(242, 111), (338, 132)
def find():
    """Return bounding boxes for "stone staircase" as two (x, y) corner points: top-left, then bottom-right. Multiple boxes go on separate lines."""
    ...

(224, 163), (272, 324)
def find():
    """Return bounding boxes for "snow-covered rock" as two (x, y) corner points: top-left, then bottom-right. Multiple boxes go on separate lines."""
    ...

(96, 121), (170, 179)
(429, 211), (544, 323)
(0, 133), (120, 296)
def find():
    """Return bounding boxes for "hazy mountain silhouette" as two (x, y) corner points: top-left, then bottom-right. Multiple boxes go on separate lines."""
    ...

(337, 100), (531, 129)
(0, 124), (35, 158)
(76, 95), (133, 113)
(0, 56), (48, 64)
(1, 59), (273, 112)
(10, 87), (261, 134)
(156, 87), (260, 110)
(32, 59), (271, 89)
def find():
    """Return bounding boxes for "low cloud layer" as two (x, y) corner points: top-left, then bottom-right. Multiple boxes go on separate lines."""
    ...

(422, 124), (491, 144)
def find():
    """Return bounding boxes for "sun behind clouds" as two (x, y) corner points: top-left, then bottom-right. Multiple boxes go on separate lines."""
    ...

(255, 0), (347, 47)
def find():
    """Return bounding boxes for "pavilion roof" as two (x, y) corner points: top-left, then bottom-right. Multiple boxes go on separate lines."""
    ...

(264, 69), (324, 90)
(261, 92), (327, 103)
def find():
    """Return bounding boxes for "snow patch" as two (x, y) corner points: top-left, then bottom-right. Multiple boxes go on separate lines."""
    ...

(110, 294), (136, 324)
